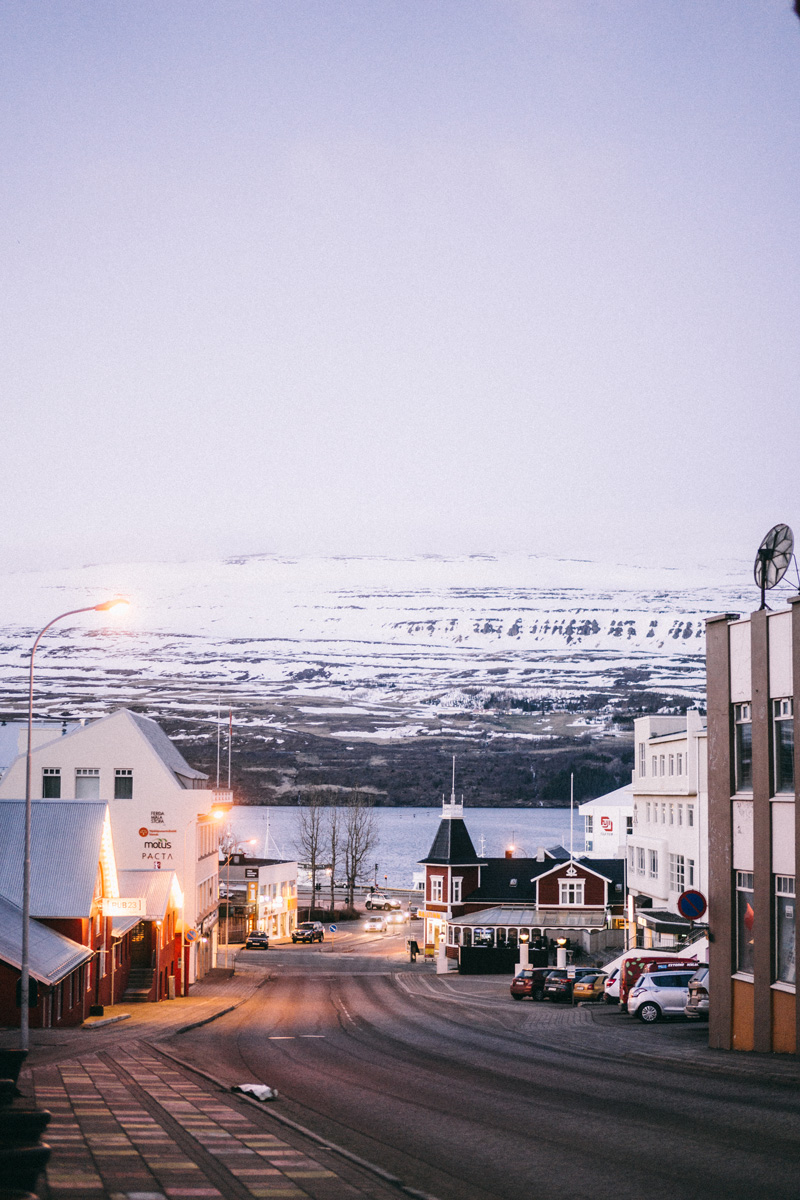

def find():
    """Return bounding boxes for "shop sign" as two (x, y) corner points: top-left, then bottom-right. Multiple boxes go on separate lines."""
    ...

(600, 816), (613, 832)
(102, 897), (146, 917)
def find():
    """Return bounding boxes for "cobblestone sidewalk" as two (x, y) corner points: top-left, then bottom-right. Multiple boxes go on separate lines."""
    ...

(31, 1039), (405, 1200)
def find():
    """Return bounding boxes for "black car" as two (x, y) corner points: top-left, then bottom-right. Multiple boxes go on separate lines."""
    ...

(244, 931), (270, 950)
(542, 967), (598, 1002)
(292, 921), (325, 943)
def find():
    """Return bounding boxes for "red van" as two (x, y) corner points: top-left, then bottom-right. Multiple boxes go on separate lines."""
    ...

(619, 955), (696, 1006)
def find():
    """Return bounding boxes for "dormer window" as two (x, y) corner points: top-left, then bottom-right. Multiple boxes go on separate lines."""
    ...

(559, 880), (584, 905)
(509, 878), (517, 887)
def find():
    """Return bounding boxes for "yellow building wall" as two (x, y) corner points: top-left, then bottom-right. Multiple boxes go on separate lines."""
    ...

(771, 989), (796, 1055)
(731, 978), (754, 1051)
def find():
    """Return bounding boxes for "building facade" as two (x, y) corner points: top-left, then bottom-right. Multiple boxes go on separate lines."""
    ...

(706, 603), (798, 1053)
(579, 783), (633, 858)
(626, 709), (708, 947)
(0, 709), (230, 985)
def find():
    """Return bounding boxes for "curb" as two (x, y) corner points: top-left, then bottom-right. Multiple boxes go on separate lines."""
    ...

(173, 970), (270, 1036)
(152, 1042), (442, 1200)
(83, 1013), (132, 1030)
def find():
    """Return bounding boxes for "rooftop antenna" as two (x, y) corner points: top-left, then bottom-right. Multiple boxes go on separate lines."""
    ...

(754, 524), (794, 610)
(451, 755), (456, 805)
(569, 772), (574, 859)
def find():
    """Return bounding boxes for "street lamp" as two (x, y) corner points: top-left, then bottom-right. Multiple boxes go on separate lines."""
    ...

(20, 598), (129, 1051)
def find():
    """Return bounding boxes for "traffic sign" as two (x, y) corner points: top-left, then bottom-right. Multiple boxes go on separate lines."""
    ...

(677, 890), (707, 921)
(185, 928), (200, 943)
(329, 924), (338, 933)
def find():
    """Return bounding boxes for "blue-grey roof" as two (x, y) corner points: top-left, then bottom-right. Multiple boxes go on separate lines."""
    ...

(0, 800), (110, 917)
(0, 894), (92, 984)
(128, 712), (207, 781)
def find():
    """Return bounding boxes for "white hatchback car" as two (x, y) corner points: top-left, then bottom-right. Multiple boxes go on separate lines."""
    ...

(627, 968), (697, 1022)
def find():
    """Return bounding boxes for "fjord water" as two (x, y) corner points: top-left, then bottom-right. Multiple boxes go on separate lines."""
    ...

(228, 805), (575, 888)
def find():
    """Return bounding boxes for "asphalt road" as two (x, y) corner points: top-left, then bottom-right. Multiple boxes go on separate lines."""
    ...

(171, 936), (800, 1200)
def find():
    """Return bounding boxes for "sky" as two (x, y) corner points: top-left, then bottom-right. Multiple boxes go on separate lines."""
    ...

(2, 2), (800, 574)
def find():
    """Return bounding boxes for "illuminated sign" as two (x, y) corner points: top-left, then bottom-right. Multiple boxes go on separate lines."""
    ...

(102, 897), (146, 917)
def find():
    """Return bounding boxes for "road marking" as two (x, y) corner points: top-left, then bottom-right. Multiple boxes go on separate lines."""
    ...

(268, 1035), (295, 1039)
(299, 1035), (325, 1038)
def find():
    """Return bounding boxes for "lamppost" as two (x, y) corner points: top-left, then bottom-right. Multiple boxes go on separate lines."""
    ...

(181, 808), (225, 996)
(20, 598), (128, 1051)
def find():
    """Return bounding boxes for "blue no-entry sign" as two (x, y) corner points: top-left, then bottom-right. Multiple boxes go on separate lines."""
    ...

(677, 890), (707, 921)
(329, 924), (338, 933)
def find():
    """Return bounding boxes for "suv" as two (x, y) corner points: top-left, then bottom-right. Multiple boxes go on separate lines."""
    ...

(510, 966), (554, 1002)
(292, 921), (325, 943)
(543, 968), (598, 1002)
(684, 965), (710, 1020)
(365, 893), (401, 911)
(244, 930), (270, 950)
(627, 967), (697, 1022)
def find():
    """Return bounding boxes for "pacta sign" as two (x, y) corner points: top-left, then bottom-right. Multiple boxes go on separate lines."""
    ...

(138, 825), (175, 862)
(600, 816), (613, 832)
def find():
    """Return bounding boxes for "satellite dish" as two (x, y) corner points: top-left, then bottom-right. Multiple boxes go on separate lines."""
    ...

(754, 524), (794, 608)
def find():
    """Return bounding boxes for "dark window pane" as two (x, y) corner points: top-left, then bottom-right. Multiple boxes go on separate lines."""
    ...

(114, 772), (133, 799)
(775, 722), (794, 793)
(736, 722), (752, 791)
(776, 893), (796, 984)
(42, 773), (60, 799)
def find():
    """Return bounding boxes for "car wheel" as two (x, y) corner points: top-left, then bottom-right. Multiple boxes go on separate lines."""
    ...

(384, 904), (391, 911)
(532, 987), (545, 1002)
(319, 934), (324, 941)
(604, 994), (617, 1005)
(366, 902), (372, 910)
(511, 994), (523, 1001)
(638, 1001), (661, 1023)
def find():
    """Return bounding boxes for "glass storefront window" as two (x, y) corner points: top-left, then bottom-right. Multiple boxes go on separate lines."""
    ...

(736, 871), (755, 975)
(775, 876), (795, 984)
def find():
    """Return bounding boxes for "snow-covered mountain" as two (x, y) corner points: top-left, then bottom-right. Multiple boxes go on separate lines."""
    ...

(0, 551), (769, 735)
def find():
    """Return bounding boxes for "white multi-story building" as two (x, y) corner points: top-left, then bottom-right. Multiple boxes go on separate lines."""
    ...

(626, 708), (708, 948)
(579, 783), (633, 858)
(0, 709), (231, 983)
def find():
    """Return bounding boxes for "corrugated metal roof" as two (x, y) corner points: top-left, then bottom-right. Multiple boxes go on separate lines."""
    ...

(117, 869), (182, 920)
(0, 800), (109, 917)
(0, 894), (92, 985)
(111, 914), (142, 938)
(128, 712), (207, 781)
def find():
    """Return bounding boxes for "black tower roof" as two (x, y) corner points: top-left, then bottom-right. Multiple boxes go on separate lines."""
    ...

(419, 817), (483, 866)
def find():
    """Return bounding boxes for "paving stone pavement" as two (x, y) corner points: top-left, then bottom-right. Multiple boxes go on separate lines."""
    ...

(31, 1039), (405, 1200)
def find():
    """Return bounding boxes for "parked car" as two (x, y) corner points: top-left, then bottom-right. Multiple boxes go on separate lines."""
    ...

(572, 972), (608, 1003)
(619, 954), (696, 1006)
(684, 965), (710, 1020)
(365, 893), (401, 911)
(543, 968), (598, 1002)
(364, 914), (388, 933)
(510, 966), (555, 1002)
(603, 966), (621, 1004)
(627, 965), (698, 1022)
(244, 930), (270, 950)
(292, 921), (325, 943)
(408, 904), (423, 919)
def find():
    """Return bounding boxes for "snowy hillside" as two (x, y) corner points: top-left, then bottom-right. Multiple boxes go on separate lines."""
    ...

(0, 551), (769, 734)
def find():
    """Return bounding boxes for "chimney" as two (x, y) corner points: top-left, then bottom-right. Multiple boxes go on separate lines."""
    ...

(505, 848), (513, 859)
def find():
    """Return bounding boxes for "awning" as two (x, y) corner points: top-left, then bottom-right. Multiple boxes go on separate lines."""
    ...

(447, 905), (608, 931)
(111, 915), (143, 938)
(637, 909), (706, 934)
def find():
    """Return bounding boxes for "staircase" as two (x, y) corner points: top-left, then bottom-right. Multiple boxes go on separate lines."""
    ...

(122, 968), (155, 1003)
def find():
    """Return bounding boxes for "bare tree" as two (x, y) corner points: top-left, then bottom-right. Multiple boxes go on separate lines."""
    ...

(325, 803), (342, 915)
(343, 792), (379, 909)
(295, 794), (325, 917)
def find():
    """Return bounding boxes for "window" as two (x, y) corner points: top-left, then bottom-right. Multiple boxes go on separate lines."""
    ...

(773, 699), (794, 794)
(652, 756), (657, 776)
(775, 876), (795, 984)
(430, 876), (443, 903)
(660, 755), (665, 777)
(585, 816), (593, 834)
(735, 703), (752, 792)
(628, 846), (635, 871)
(677, 805), (683, 827)
(661, 803), (666, 825)
(669, 803), (674, 826)
(75, 768), (100, 799)
(42, 768), (61, 798)
(687, 859), (695, 887)
(626, 816), (633, 836)
(559, 880), (584, 905)
(687, 804), (695, 828)
(677, 753), (683, 775)
(645, 802), (651, 824)
(736, 871), (755, 975)
(635, 846), (644, 875)
(669, 853), (685, 892)
(114, 769), (133, 799)
(648, 849), (659, 879)
(451, 877), (462, 904)
(669, 755), (674, 776)
(639, 743), (646, 776)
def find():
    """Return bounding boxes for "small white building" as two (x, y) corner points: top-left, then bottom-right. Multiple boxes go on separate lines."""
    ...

(0, 709), (232, 984)
(626, 708), (708, 947)
(579, 784), (633, 858)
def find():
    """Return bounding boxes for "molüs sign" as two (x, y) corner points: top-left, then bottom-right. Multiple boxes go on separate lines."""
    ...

(138, 825), (176, 863)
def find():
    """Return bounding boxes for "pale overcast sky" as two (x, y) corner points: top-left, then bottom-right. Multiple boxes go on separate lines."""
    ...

(3, 2), (799, 572)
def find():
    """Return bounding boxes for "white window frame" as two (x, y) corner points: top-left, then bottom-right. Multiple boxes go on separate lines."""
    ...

(559, 879), (585, 906)
(451, 876), (462, 904)
(430, 875), (444, 903)
(648, 849), (659, 880)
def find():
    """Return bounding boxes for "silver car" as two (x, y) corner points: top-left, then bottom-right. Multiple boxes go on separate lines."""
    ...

(627, 968), (697, 1022)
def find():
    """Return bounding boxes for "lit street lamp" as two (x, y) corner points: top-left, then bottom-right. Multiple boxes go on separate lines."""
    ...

(20, 598), (129, 1050)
